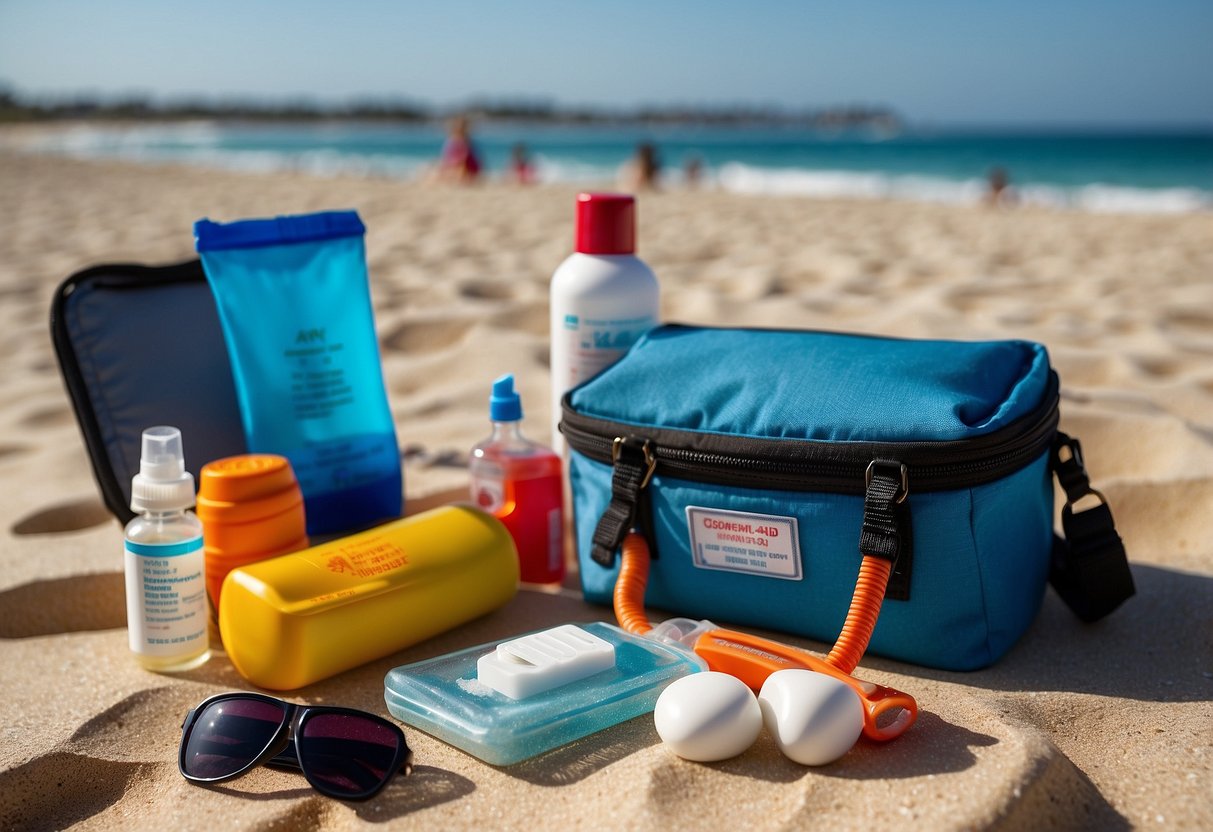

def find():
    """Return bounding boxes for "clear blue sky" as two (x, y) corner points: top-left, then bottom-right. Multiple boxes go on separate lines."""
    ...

(1, 0), (1210, 126)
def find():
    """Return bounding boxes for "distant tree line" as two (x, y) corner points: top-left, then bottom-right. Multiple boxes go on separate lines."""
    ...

(0, 87), (430, 123)
(0, 85), (901, 130)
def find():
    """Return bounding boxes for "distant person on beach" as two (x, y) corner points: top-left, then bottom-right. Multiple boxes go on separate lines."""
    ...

(509, 142), (536, 185)
(432, 115), (482, 183)
(620, 142), (661, 190)
(683, 155), (704, 189)
(985, 167), (1016, 206)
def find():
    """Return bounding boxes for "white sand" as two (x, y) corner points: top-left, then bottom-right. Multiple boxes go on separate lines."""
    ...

(0, 148), (1210, 830)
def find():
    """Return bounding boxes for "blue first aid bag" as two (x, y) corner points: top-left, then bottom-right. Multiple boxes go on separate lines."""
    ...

(563, 325), (1133, 671)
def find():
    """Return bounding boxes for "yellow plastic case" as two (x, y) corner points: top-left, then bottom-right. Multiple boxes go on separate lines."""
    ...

(219, 505), (519, 690)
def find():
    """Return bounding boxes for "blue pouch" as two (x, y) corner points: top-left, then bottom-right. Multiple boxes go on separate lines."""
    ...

(563, 325), (1133, 671)
(195, 211), (402, 536)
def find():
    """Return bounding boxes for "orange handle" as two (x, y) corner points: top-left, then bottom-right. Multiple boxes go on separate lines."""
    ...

(691, 627), (917, 742)
(612, 531), (918, 742)
(614, 533), (654, 636)
(824, 555), (892, 675)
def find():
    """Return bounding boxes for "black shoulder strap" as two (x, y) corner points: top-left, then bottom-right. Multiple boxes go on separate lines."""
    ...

(1049, 432), (1135, 622)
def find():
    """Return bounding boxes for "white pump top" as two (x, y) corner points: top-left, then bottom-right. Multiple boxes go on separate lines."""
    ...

(130, 426), (195, 513)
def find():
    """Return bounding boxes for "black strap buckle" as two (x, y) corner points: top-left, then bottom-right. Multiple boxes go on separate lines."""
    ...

(865, 460), (909, 504)
(1049, 432), (1134, 622)
(1054, 435), (1098, 506)
(860, 460), (914, 600)
(591, 436), (657, 567)
(612, 436), (657, 489)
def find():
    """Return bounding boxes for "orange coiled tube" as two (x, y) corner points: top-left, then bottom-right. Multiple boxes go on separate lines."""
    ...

(614, 533), (654, 635)
(823, 555), (892, 675)
(614, 532), (893, 672)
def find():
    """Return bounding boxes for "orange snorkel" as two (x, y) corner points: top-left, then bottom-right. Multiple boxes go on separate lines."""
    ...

(614, 531), (918, 743)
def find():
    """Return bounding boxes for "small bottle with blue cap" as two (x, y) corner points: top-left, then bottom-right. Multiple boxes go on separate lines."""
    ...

(470, 375), (565, 584)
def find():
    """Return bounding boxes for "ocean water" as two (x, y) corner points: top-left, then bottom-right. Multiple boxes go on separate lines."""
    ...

(21, 121), (1213, 213)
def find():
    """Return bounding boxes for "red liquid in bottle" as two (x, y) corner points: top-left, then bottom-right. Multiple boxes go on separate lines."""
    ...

(470, 374), (565, 585)
(470, 448), (564, 584)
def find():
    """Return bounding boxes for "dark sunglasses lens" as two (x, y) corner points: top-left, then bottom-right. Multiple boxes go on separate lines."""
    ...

(298, 713), (401, 797)
(182, 697), (287, 780)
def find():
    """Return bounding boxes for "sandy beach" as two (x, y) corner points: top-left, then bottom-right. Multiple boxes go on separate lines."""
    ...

(0, 146), (1210, 830)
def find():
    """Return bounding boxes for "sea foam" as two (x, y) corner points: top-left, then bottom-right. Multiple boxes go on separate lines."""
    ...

(12, 124), (1210, 215)
(714, 163), (1211, 214)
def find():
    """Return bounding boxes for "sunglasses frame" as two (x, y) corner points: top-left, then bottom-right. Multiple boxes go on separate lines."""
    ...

(179, 691), (413, 800)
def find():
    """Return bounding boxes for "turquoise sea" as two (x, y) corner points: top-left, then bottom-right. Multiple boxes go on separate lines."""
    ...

(25, 121), (1213, 213)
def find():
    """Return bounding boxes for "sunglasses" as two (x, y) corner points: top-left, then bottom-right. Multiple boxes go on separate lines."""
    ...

(179, 692), (413, 800)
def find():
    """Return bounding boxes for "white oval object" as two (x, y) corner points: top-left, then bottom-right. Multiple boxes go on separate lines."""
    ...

(654, 671), (762, 762)
(758, 669), (864, 766)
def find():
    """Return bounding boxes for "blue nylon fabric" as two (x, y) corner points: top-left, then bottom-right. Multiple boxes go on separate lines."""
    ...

(572, 452), (1054, 671)
(568, 326), (1058, 671)
(570, 325), (1050, 442)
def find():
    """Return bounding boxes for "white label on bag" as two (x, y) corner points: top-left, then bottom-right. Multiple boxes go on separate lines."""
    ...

(685, 507), (802, 581)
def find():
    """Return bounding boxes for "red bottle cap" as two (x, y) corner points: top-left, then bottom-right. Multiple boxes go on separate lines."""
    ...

(575, 193), (635, 255)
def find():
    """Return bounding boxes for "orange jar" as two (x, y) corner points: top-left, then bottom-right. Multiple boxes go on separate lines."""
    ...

(196, 454), (308, 610)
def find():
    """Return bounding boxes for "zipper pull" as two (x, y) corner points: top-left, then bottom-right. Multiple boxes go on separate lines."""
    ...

(862, 460), (914, 600)
(590, 436), (657, 567)
(1050, 432), (1134, 621)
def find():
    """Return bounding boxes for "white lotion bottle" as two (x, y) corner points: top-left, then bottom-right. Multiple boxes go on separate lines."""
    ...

(550, 193), (659, 452)
(124, 426), (210, 672)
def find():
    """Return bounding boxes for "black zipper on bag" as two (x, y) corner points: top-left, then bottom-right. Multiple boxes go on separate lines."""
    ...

(569, 373), (1058, 603)
(561, 372), (1061, 496)
(567, 369), (1136, 621)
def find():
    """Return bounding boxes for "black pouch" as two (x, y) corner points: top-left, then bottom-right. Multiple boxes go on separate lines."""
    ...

(50, 260), (246, 523)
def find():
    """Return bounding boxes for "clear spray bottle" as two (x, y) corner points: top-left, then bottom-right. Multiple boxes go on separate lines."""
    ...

(470, 375), (565, 584)
(124, 426), (210, 671)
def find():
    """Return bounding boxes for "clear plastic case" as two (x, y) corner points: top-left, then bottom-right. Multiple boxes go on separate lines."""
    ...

(383, 621), (705, 766)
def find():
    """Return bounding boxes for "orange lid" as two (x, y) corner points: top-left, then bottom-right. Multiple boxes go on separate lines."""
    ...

(197, 454), (308, 555)
(197, 456), (308, 613)
(197, 455), (305, 523)
(199, 454), (297, 502)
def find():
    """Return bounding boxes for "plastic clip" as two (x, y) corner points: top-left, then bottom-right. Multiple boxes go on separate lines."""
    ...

(478, 624), (616, 700)
(865, 460), (909, 504)
(612, 436), (657, 489)
(590, 436), (658, 567)
(1050, 432), (1134, 622)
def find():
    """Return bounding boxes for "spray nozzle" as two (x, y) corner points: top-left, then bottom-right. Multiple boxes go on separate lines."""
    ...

(130, 426), (195, 513)
(139, 426), (186, 480)
(489, 374), (523, 422)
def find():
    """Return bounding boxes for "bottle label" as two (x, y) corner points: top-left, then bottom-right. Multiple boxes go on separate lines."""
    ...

(470, 460), (506, 514)
(563, 313), (656, 387)
(124, 536), (208, 657)
(311, 536), (409, 582)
